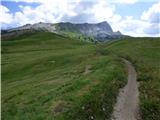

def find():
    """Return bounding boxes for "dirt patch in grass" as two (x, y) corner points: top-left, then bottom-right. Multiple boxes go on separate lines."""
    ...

(83, 65), (92, 75)
(52, 100), (70, 116)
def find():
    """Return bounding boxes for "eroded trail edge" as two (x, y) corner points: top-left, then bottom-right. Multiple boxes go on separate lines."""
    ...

(111, 59), (140, 120)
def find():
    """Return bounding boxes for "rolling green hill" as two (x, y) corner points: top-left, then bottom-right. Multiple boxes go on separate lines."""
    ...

(2, 32), (160, 120)
(2, 32), (127, 120)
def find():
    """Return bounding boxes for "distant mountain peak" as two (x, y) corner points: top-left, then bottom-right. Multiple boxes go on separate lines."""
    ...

(23, 24), (31, 27)
(98, 21), (108, 24)
(2, 21), (124, 41)
(115, 31), (121, 34)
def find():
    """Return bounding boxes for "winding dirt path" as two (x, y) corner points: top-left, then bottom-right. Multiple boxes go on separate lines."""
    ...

(111, 59), (140, 120)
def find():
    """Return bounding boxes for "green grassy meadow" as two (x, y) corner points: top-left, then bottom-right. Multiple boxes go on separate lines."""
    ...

(1, 32), (160, 120)
(2, 32), (127, 120)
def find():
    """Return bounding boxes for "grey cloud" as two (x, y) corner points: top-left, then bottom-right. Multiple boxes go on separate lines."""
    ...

(143, 23), (160, 35)
(61, 13), (96, 23)
(73, 1), (96, 13)
(61, 1), (97, 23)
(150, 12), (160, 23)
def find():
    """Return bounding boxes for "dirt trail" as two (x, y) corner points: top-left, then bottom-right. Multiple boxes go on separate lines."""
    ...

(111, 59), (140, 120)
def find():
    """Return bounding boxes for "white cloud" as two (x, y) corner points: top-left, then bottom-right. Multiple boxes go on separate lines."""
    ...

(113, 16), (149, 36)
(12, 0), (138, 4)
(0, 0), (81, 28)
(14, 0), (80, 3)
(141, 2), (160, 23)
(83, 0), (122, 24)
(1, 0), (159, 37)
(12, 0), (79, 26)
(0, 5), (13, 24)
(111, 16), (160, 37)
(91, 0), (115, 21)
(15, 0), (48, 3)
(6, 0), (121, 26)
(144, 23), (160, 35)
(111, 0), (138, 4)
(110, 2), (160, 37)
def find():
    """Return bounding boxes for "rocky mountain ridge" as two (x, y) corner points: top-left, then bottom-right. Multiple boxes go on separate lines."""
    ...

(1, 21), (123, 41)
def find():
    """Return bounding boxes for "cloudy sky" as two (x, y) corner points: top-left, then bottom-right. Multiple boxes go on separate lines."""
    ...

(0, 0), (160, 37)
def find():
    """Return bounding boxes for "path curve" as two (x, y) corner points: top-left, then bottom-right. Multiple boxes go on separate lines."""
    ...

(111, 59), (140, 120)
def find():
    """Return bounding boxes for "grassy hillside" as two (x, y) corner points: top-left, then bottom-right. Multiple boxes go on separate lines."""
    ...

(2, 32), (127, 120)
(2, 33), (159, 120)
(99, 38), (160, 120)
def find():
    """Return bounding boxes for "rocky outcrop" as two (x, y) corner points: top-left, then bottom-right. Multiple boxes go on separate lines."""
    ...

(1, 21), (123, 41)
